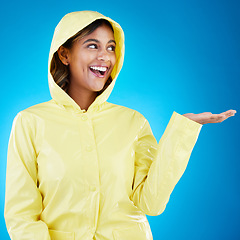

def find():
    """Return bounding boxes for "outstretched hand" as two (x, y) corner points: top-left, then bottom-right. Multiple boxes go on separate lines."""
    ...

(182, 110), (237, 125)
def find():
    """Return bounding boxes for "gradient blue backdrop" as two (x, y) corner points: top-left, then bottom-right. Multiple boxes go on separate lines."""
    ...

(1, 0), (239, 239)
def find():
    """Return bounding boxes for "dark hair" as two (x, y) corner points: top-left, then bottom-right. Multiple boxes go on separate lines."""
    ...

(50, 19), (114, 94)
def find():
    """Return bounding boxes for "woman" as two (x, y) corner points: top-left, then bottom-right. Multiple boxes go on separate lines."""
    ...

(4, 10), (236, 240)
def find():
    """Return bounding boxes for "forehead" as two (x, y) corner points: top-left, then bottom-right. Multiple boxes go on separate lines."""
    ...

(82, 24), (115, 42)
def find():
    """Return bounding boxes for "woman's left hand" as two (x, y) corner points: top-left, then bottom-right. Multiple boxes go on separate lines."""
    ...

(182, 109), (237, 125)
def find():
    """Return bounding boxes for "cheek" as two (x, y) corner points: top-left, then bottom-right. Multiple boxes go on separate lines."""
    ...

(74, 50), (95, 67)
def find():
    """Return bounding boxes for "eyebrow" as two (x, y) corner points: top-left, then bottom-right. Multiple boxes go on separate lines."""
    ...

(83, 38), (116, 45)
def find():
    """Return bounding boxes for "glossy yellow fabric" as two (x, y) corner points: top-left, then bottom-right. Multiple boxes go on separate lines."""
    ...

(4, 11), (202, 240)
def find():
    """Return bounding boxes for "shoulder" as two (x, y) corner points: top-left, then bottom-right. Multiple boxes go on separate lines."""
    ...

(15, 99), (58, 117)
(104, 102), (147, 125)
(12, 100), (56, 126)
(21, 99), (57, 115)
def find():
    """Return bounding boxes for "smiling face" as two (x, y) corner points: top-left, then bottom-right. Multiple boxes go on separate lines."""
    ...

(58, 24), (116, 96)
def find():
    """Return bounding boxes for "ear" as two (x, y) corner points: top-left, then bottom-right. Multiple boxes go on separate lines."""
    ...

(57, 46), (70, 66)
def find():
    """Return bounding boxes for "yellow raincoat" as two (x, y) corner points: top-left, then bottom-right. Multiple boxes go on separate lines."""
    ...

(4, 11), (202, 240)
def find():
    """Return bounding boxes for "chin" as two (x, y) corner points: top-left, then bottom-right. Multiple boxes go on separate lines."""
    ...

(92, 79), (109, 92)
(91, 84), (105, 93)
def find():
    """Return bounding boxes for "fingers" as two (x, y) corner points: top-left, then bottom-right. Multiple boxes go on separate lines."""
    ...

(226, 109), (237, 115)
(212, 110), (236, 123)
(221, 110), (236, 118)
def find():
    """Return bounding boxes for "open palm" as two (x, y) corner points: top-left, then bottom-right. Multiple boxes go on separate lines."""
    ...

(182, 110), (236, 125)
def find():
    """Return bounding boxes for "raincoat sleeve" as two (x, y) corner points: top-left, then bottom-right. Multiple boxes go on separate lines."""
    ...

(4, 112), (51, 240)
(130, 111), (202, 216)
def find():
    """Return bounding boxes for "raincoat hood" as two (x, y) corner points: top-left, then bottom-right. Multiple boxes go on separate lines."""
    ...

(48, 11), (125, 111)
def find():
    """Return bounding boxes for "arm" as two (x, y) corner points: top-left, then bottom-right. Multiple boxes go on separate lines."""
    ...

(4, 112), (50, 240)
(130, 111), (202, 216)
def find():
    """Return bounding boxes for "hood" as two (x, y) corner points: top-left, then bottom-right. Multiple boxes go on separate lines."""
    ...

(48, 11), (125, 112)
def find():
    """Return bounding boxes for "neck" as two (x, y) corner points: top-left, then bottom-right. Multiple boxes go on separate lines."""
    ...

(67, 83), (98, 111)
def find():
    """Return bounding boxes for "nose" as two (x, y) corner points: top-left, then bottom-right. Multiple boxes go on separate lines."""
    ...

(97, 49), (110, 62)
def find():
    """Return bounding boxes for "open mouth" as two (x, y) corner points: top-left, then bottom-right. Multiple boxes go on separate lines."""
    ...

(89, 66), (108, 78)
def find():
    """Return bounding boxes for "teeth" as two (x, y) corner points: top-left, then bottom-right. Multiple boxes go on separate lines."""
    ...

(90, 66), (107, 72)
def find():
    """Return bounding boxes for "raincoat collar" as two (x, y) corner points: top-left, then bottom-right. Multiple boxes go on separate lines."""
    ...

(48, 11), (125, 112)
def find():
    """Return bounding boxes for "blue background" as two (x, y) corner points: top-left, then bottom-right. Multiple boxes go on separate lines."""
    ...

(1, 0), (239, 239)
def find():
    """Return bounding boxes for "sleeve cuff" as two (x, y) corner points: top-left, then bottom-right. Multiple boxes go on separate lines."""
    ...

(165, 111), (202, 138)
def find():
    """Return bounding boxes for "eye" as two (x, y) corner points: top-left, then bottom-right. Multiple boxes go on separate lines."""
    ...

(87, 44), (98, 49)
(107, 45), (116, 52)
